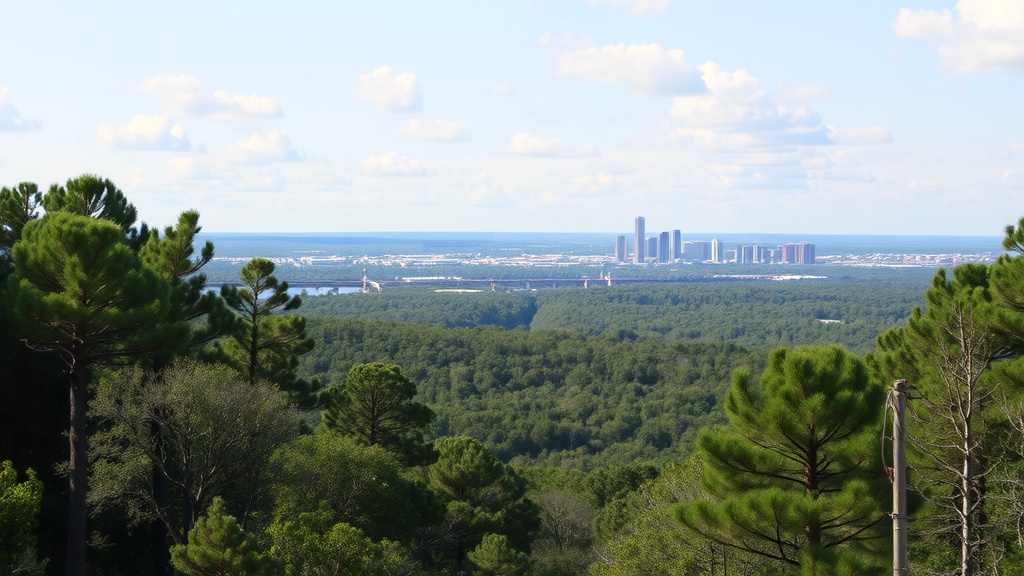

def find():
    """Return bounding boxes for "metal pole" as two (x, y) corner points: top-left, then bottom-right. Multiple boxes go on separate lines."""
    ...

(893, 379), (908, 575)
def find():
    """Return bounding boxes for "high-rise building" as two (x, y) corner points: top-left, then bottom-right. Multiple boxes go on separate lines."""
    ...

(711, 239), (720, 263)
(739, 245), (760, 264)
(634, 217), (645, 264)
(781, 242), (816, 264)
(682, 241), (712, 262)
(615, 235), (627, 262)
(658, 231), (671, 263)
(646, 237), (658, 262)
(671, 230), (682, 261)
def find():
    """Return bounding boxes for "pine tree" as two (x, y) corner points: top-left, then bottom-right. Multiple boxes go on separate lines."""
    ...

(8, 212), (186, 576)
(676, 346), (888, 575)
(214, 257), (315, 402)
(169, 497), (281, 576)
(320, 362), (436, 466)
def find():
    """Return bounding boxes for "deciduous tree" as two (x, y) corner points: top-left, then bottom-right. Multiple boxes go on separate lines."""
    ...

(90, 360), (299, 542)
(0, 461), (45, 575)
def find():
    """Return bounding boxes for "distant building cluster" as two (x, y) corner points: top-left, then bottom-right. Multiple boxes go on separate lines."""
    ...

(615, 216), (815, 264)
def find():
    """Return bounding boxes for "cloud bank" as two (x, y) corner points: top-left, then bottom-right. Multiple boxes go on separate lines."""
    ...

(894, 0), (1024, 73)
(509, 133), (599, 157)
(139, 76), (282, 119)
(97, 114), (191, 150)
(356, 66), (423, 112)
(557, 43), (704, 96)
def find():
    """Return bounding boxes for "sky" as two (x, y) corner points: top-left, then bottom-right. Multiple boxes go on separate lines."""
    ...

(1, 0), (1023, 236)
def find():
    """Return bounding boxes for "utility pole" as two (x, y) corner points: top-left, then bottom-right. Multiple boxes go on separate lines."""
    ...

(892, 379), (909, 575)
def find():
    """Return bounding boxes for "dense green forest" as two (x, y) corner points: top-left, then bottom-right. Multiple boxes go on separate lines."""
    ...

(301, 319), (766, 468)
(3, 175), (1024, 576)
(300, 269), (930, 353)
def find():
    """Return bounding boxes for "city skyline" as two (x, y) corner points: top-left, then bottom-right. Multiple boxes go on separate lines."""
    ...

(2, 1), (1023, 235)
(619, 215), (816, 263)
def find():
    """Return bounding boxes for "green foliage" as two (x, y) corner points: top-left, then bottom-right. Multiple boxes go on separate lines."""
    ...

(0, 461), (45, 574)
(215, 257), (315, 402)
(422, 436), (540, 570)
(301, 288), (538, 330)
(268, 430), (440, 545)
(266, 504), (421, 576)
(302, 318), (764, 469)
(676, 346), (888, 574)
(0, 182), (41, 276)
(90, 360), (300, 542)
(169, 497), (282, 576)
(9, 210), (186, 574)
(529, 278), (927, 353)
(871, 265), (1012, 575)
(9, 212), (182, 361)
(42, 174), (147, 249)
(141, 209), (233, 352)
(320, 363), (436, 466)
(298, 270), (928, 353)
(467, 534), (531, 576)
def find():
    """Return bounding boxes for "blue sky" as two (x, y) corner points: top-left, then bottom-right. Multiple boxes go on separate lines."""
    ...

(1, 0), (1022, 235)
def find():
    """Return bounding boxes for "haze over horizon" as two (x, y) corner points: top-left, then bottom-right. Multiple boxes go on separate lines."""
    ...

(2, 1), (1023, 236)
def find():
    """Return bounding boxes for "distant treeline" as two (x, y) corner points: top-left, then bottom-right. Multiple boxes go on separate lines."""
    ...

(302, 318), (767, 469)
(300, 267), (931, 352)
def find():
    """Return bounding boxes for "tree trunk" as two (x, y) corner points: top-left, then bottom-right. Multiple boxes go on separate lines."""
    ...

(67, 365), (88, 576)
(961, 440), (974, 576)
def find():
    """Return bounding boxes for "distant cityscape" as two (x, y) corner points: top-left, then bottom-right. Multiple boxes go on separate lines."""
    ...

(618, 216), (816, 265)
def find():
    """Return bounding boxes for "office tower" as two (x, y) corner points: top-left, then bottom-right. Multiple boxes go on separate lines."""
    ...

(646, 237), (658, 262)
(781, 242), (816, 264)
(681, 241), (712, 262)
(615, 235), (627, 262)
(671, 230), (682, 260)
(711, 239), (720, 263)
(658, 231), (670, 263)
(634, 217), (645, 263)
(740, 245), (758, 264)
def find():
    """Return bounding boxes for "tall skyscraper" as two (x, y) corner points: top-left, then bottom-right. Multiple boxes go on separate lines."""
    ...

(634, 217), (645, 263)
(671, 229), (682, 261)
(711, 239), (720, 263)
(615, 235), (627, 262)
(646, 237), (658, 263)
(781, 242), (816, 264)
(658, 231), (670, 263)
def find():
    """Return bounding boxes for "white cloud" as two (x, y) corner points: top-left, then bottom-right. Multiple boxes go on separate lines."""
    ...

(556, 43), (704, 96)
(225, 131), (303, 166)
(0, 88), (40, 131)
(355, 66), (423, 112)
(139, 75), (282, 119)
(894, 0), (1024, 73)
(508, 133), (598, 157)
(586, 0), (670, 17)
(775, 82), (833, 104)
(363, 152), (427, 176)
(395, 119), (469, 142)
(97, 114), (191, 150)
(830, 126), (893, 145)
(570, 171), (621, 195)
(669, 63), (832, 150)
